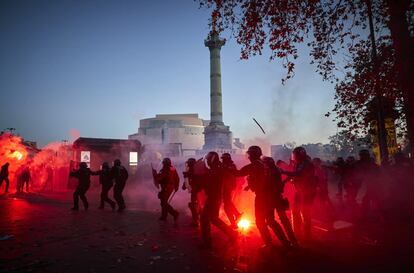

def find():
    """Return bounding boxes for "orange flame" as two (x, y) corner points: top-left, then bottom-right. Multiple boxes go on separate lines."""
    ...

(9, 150), (23, 160)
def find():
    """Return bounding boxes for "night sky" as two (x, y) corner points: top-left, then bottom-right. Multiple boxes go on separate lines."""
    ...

(0, 0), (336, 147)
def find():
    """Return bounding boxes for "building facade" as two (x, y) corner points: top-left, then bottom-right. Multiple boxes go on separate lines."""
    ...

(129, 114), (207, 157)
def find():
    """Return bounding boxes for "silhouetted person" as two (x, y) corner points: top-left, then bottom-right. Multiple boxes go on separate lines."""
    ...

(111, 159), (128, 212)
(233, 146), (292, 250)
(0, 162), (10, 193)
(182, 158), (201, 227)
(262, 156), (298, 248)
(221, 153), (242, 229)
(96, 162), (116, 210)
(70, 162), (95, 211)
(17, 165), (31, 193)
(313, 157), (334, 221)
(198, 152), (238, 249)
(334, 157), (346, 198)
(153, 158), (179, 221)
(282, 147), (317, 243)
(343, 156), (359, 205)
(355, 150), (380, 219)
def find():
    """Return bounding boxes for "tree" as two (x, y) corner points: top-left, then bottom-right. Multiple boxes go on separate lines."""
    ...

(328, 131), (371, 158)
(330, 38), (404, 138)
(198, 0), (414, 155)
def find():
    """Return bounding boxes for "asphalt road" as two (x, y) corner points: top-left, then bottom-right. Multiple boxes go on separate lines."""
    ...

(1, 191), (413, 273)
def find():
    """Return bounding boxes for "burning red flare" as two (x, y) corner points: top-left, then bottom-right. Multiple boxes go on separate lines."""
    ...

(237, 218), (251, 233)
(8, 150), (23, 160)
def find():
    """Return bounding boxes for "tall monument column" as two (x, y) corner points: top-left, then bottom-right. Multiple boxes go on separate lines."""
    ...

(202, 30), (233, 152)
(205, 31), (225, 125)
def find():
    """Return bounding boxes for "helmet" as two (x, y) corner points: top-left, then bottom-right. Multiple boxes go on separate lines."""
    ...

(246, 146), (262, 160)
(221, 153), (232, 164)
(205, 151), (220, 168)
(101, 162), (110, 170)
(186, 158), (196, 168)
(262, 156), (275, 168)
(114, 159), (121, 166)
(292, 147), (307, 162)
(79, 162), (88, 169)
(162, 158), (172, 167)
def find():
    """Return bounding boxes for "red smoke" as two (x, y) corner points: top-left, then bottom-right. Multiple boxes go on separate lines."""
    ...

(0, 133), (73, 192)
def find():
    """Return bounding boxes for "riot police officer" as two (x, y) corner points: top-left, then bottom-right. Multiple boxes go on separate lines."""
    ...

(111, 159), (128, 212)
(70, 162), (94, 211)
(282, 147), (317, 242)
(97, 162), (116, 210)
(198, 152), (238, 249)
(233, 146), (293, 250)
(221, 153), (242, 229)
(153, 158), (180, 221)
(182, 158), (201, 227)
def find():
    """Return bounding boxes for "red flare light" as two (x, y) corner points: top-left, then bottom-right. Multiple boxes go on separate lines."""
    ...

(237, 218), (251, 233)
(9, 150), (23, 160)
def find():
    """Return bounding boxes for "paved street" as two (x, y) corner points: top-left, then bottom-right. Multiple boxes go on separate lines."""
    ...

(1, 191), (413, 273)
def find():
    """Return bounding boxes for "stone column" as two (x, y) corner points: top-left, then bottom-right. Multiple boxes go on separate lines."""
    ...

(205, 31), (225, 125)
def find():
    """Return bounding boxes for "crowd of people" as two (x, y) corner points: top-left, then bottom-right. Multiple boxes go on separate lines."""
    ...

(149, 145), (413, 251)
(69, 159), (129, 212)
(1, 145), (412, 252)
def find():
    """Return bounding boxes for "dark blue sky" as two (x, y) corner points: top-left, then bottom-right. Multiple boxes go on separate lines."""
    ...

(0, 0), (336, 148)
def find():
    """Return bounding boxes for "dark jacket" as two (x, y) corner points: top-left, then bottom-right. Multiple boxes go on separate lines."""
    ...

(234, 160), (266, 194)
(70, 168), (95, 186)
(111, 165), (129, 185)
(284, 159), (316, 194)
(154, 166), (179, 192)
(96, 169), (113, 187)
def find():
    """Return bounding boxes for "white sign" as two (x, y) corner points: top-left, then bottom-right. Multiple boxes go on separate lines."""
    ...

(80, 151), (91, 162)
(129, 152), (138, 166)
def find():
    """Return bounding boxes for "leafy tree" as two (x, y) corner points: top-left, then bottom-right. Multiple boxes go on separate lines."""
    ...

(330, 38), (404, 138)
(198, 0), (414, 154)
(328, 131), (371, 158)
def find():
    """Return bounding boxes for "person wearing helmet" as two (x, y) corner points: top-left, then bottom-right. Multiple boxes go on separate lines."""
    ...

(221, 153), (242, 229)
(282, 147), (317, 242)
(262, 156), (298, 248)
(198, 151), (238, 249)
(95, 162), (116, 210)
(70, 162), (96, 211)
(232, 146), (294, 250)
(111, 159), (128, 212)
(153, 157), (180, 222)
(182, 158), (201, 227)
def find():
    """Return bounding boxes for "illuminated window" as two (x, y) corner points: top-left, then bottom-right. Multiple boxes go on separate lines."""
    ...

(129, 152), (138, 166)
